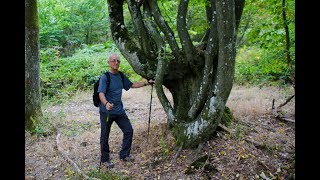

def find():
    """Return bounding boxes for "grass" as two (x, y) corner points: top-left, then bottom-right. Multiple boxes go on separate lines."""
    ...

(32, 42), (295, 179)
(26, 84), (295, 179)
(226, 84), (295, 120)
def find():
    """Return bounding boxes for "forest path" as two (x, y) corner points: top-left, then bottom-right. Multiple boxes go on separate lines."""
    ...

(25, 85), (295, 179)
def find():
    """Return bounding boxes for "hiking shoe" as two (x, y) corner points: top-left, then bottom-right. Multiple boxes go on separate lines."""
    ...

(102, 161), (115, 168)
(121, 155), (134, 162)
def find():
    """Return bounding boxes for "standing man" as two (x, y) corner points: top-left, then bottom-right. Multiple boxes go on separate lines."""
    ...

(98, 53), (153, 168)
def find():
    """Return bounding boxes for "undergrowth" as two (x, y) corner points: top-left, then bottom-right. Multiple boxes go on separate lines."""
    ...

(40, 43), (143, 105)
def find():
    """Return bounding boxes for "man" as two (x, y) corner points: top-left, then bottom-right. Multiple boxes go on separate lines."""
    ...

(98, 53), (153, 168)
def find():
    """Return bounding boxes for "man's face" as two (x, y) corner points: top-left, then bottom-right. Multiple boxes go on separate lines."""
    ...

(108, 55), (121, 70)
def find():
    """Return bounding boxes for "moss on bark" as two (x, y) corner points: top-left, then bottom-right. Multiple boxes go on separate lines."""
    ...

(221, 106), (234, 127)
(171, 106), (234, 149)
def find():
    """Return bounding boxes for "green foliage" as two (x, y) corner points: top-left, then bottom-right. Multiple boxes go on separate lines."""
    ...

(235, 46), (291, 86)
(160, 133), (169, 156)
(40, 43), (142, 104)
(38, 0), (110, 56)
(28, 111), (58, 137)
(233, 124), (249, 139)
(238, 0), (295, 47)
(29, 116), (53, 137)
(37, 0), (295, 105)
(188, 0), (209, 42)
(221, 107), (233, 127)
(38, 0), (68, 47)
(157, 0), (178, 33)
(86, 169), (131, 180)
(40, 47), (60, 63)
(157, 0), (208, 43)
(235, 0), (295, 86)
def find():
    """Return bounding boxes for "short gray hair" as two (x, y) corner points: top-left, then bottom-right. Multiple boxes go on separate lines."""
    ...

(108, 53), (120, 61)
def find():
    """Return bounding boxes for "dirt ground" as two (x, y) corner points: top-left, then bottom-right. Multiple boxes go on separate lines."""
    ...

(25, 85), (295, 179)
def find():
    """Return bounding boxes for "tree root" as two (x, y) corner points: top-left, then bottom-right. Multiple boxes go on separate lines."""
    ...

(54, 125), (100, 180)
(217, 124), (234, 134)
(172, 144), (183, 165)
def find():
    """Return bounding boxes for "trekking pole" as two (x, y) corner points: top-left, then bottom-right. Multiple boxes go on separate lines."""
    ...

(98, 109), (110, 172)
(147, 83), (153, 142)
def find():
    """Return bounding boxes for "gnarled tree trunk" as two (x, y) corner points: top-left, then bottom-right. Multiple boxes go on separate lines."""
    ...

(107, 0), (245, 148)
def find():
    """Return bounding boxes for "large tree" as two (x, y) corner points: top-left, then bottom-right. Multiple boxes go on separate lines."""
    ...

(107, 0), (245, 148)
(25, 0), (43, 131)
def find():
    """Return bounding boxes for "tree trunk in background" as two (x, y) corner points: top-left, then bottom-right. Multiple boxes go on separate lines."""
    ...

(282, 0), (295, 89)
(107, 0), (245, 148)
(25, 0), (43, 131)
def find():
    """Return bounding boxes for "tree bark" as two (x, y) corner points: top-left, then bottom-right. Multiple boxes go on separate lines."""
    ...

(25, 0), (43, 131)
(107, 0), (245, 148)
(282, 0), (295, 88)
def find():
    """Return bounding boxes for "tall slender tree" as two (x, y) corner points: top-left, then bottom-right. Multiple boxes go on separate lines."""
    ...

(282, 0), (295, 89)
(107, 0), (245, 148)
(25, 0), (43, 131)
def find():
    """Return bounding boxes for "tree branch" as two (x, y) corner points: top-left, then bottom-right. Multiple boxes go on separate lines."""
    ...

(142, 2), (165, 54)
(277, 94), (295, 109)
(188, 0), (219, 119)
(148, 0), (181, 61)
(107, 0), (147, 76)
(272, 97), (295, 123)
(155, 50), (175, 125)
(127, 0), (152, 54)
(55, 125), (100, 180)
(235, 0), (245, 31)
(177, 0), (194, 62)
(172, 144), (183, 165)
(197, 0), (212, 48)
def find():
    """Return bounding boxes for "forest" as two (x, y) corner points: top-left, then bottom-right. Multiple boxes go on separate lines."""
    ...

(25, 0), (295, 179)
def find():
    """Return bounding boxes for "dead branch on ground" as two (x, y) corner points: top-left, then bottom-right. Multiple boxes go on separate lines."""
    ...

(277, 95), (295, 109)
(54, 125), (100, 180)
(271, 95), (295, 123)
(172, 144), (183, 165)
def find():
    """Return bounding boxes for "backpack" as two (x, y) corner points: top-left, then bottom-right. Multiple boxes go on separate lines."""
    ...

(93, 71), (125, 107)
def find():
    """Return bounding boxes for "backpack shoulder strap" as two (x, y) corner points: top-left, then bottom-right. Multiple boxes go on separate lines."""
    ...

(104, 71), (124, 90)
(104, 71), (111, 90)
(118, 71), (125, 87)
(118, 71), (124, 82)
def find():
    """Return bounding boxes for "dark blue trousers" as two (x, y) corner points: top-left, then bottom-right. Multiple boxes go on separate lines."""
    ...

(99, 111), (133, 162)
